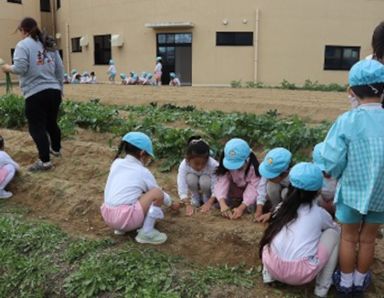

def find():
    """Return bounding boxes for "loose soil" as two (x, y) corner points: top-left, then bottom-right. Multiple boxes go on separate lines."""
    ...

(1, 85), (383, 297)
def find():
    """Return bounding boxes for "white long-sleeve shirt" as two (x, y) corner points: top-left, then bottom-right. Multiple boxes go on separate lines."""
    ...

(271, 204), (339, 261)
(104, 155), (170, 207)
(177, 157), (219, 200)
(0, 151), (20, 170)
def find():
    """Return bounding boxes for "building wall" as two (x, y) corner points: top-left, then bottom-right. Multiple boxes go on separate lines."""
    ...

(0, 0), (40, 81)
(2, 0), (383, 86)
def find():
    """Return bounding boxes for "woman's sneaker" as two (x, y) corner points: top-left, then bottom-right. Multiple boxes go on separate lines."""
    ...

(28, 160), (53, 172)
(135, 229), (167, 245)
(0, 190), (13, 199)
(333, 270), (353, 298)
(353, 271), (372, 297)
(50, 149), (61, 158)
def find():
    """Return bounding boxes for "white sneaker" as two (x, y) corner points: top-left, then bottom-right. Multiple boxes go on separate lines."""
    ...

(314, 285), (329, 297)
(135, 229), (167, 245)
(262, 266), (275, 284)
(0, 190), (12, 199)
(114, 230), (126, 235)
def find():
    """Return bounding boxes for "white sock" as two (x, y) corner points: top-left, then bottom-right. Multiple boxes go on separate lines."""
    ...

(142, 205), (164, 234)
(353, 270), (367, 287)
(340, 272), (353, 288)
(163, 192), (172, 207)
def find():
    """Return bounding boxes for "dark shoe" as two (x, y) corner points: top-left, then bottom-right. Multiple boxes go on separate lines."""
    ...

(333, 270), (353, 298)
(353, 271), (371, 298)
(28, 160), (53, 172)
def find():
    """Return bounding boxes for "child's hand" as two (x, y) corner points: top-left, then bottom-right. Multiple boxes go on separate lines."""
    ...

(219, 200), (232, 219)
(254, 212), (272, 223)
(200, 201), (212, 213)
(171, 202), (181, 211)
(231, 203), (246, 220)
(185, 204), (194, 216)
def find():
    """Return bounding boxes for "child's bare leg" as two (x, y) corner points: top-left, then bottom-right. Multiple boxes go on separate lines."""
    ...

(339, 223), (360, 273)
(357, 223), (380, 273)
(138, 188), (164, 215)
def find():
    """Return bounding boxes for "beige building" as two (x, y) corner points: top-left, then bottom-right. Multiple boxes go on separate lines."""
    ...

(1, 0), (383, 86)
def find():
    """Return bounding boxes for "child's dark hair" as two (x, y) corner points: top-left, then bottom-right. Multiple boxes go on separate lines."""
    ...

(216, 150), (260, 177)
(186, 136), (210, 160)
(0, 136), (4, 150)
(18, 17), (56, 51)
(114, 141), (145, 160)
(372, 21), (384, 61)
(258, 185), (318, 258)
(90, 71), (95, 76)
(351, 83), (384, 100)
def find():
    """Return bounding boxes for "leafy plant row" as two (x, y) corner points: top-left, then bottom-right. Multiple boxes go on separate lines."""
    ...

(230, 79), (347, 92)
(0, 94), (330, 171)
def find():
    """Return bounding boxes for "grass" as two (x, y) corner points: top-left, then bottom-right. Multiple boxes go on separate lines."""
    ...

(0, 206), (261, 298)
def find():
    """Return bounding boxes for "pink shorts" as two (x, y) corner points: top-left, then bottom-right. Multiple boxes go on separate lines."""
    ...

(100, 201), (145, 232)
(154, 72), (162, 80)
(0, 166), (8, 184)
(262, 244), (329, 285)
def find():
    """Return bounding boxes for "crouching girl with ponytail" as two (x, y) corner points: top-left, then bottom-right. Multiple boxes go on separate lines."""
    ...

(214, 138), (267, 220)
(101, 132), (175, 245)
(259, 162), (340, 298)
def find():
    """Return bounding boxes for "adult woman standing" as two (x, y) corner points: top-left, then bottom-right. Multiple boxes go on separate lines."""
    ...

(1, 17), (64, 172)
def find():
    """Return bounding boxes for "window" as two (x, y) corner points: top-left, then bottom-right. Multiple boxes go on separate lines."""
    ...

(324, 46), (360, 70)
(40, 0), (50, 12)
(58, 50), (63, 60)
(157, 33), (192, 45)
(7, 0), (22, 3)
(71, 37), (81, 53)
(94, 35), (111, 65)
(56, 0), (61, 9)
(216, 32), (253, 46)
(10, 49), (15, 64)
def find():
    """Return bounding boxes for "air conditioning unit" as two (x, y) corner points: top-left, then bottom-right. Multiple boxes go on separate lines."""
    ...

(111, 34), (124, 47)
(80, 36), (89, 47)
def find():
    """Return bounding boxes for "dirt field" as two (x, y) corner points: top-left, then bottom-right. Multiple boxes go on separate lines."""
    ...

(1, 86), (383, 296)
(2, 84), (350, 122)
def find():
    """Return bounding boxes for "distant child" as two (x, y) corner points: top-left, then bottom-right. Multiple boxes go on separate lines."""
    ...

(0, 136), (20, 199)
(322, 59), (384, 296)
(70, 68), (78, 83)
(127, 72), (139, 85)
(120, 73), (128, 85)
(63, 72), (70, 84)
(312, 142), (336, 215)
(107, 59), (116, 84)
(260, 162), (340, 298)
(169, 72), (181, 86)
(72, 74), (81, 84)
(142, 73), (154, 86)
(177, 136), (219, 216)
(154, 56), (162, 86)
(138, 72), (147, 85)
(80, 71), (91, 84)
(90, 71), (96, 84)
(256, 147), (292, 223)
(101, 132), (175, 244)
(214, 138), (267, 220)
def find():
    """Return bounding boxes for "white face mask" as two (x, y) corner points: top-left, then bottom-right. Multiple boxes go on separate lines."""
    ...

(348, 95), (360, 109)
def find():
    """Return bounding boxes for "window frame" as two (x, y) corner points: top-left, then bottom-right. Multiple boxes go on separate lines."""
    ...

(71, 37), (82, 53)
(216, 32), (253, 46)
(56, 0), (61, 10)
(323, 45), (360, 71)
(40, 0), (50, 12)
(94, 34), (112, 65)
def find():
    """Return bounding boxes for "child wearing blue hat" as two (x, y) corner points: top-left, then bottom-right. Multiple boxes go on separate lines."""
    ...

(127, 71), (139, 85)
(107, 59), (116, 84)
(322, 59), (384, 296)
(257, 147), (292, 223)
(154, 57), (162, 86)
(312, 142), (337, 215)
(214, 138), (267, 220)
(177, 136), (219, 216)
(120, 73), (128, 85)
(259, 162), (340, 298)
(169, 72), (181, 86)
(101, 131), (175, 245)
